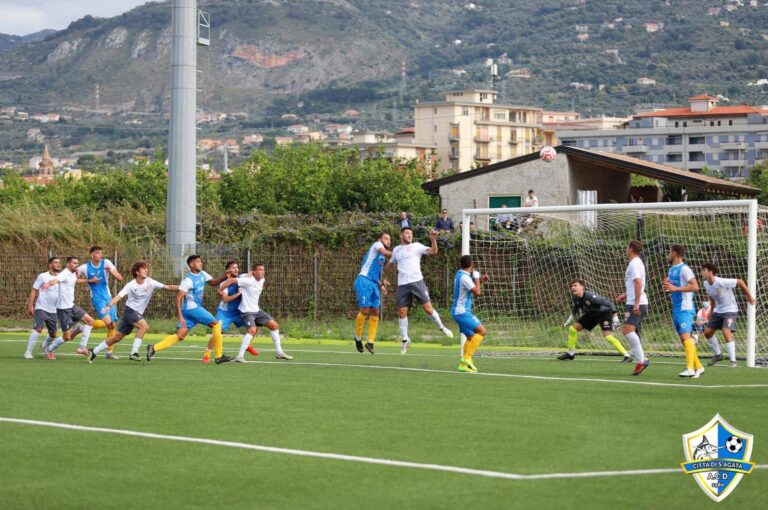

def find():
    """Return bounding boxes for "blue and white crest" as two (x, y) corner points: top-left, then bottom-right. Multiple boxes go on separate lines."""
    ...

(681, 414), (756, 502)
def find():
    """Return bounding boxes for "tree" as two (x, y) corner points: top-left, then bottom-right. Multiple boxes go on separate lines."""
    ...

(747, 161), (768, 205)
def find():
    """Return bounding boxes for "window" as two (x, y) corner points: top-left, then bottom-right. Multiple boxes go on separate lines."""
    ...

(666, 135), (683, 145)
(494, 112), (506, 120)
(462, 107), (469, 116)
(509, 111), (517, 122)
(710, 121), (715, 127)
(717, 120), (721, 126)
(666, 154), (683, 163)
(683, 121), (688, 127)
(689, 136), (705, 145)
(728, 120), (733, 126)
(480, 93), (488, 101)
(675, 121), (679, 127)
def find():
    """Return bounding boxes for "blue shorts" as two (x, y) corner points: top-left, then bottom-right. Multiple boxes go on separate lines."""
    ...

(92, 296), (118, 322)
(672, 310), (695, 335)
(217, 309), (245, 331)
(179, 307), (217, 330)
(354, 275), (381, 309)
(451, 312), (482, 337)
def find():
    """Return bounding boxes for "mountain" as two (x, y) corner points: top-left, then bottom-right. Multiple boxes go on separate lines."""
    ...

(0, 30), (57, 52)
(0, 0), (767, 121)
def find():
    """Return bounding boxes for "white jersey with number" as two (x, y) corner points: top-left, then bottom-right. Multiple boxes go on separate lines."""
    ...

(118, 277), (165, 315)
(237, 275), (265, 313)
(704, 277), (739, 314)
(56, 267), (78, 310)
(33, 272), (59, 313)
(624, 257), (648, 306)
(390, 242), (430, 286)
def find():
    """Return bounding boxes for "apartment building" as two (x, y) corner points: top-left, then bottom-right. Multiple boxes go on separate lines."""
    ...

(558, 95), (768, 178)
(414, 90), (547, 174)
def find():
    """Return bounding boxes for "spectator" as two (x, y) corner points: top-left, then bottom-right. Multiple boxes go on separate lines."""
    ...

(495, 205), (515, 231)
(396, 211), (412, 229)
(524, 189), (539, 208)
(435, 209), (454, 233)
(518, 190), (539, 234)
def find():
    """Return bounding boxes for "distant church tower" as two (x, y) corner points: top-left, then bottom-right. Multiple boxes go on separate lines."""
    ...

(38, 145), (55, 177)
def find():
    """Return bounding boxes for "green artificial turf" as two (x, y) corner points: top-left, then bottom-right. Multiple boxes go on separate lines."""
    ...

(0, 333), (766, 509)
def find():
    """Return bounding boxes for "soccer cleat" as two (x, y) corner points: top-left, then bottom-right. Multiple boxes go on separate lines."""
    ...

(129, 352), (141, 362)
(88, 351), (97, 364)
(631, 359), (650, 376)
(146, 344), (155, 362)
(707, 354), (724, 366)
(693, 367), (705, 379)
(400, 339), (411, 355)
(621, 354), (633, 363)
(365, 342), (375, 354)
(201, 352), (210, 364)
(234, 356), (246, 363)
(729, 361), (738, 368)
(105, 352), (119, 360)
(23, 352), (34, 359)
(458, 363), (475, 373)
(354, 337), (364, 353)
(45, 350), (55, 360)
(557, 352), (575, 361)
(460, 357), (478, 372)
(246, 346), (260, 356)
(440, 327), (454, 338)
(678, 368), (696, 378)
(75, 347), (90, 356)
(276, 352), (294, 360)
(215, 355), (234, 364)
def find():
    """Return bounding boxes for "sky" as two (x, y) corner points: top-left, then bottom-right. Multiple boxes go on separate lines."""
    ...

(0, 1), (154, 36)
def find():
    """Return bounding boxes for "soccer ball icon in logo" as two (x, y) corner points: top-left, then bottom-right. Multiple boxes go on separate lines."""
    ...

(726, 436), (744, 454)
(539, 146), (557, 162)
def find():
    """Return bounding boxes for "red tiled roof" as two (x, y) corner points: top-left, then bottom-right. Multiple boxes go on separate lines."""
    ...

(689, 94), (717, 100)
(636, 105), (763, 118)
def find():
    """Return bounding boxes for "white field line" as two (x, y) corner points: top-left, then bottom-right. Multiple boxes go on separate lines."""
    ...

(1, 416), (764, 481)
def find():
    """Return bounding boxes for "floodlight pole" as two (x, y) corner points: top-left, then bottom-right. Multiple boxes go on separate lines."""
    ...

(167, 0), (198, 263)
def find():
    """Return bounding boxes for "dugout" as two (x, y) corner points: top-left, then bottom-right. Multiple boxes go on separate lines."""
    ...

(421, 145), (759, 221)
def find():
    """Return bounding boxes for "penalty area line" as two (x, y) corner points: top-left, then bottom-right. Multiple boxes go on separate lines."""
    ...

(2, 417), (764, 482)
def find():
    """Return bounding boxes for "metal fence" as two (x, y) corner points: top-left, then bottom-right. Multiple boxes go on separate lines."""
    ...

(2, 242), (460, 321)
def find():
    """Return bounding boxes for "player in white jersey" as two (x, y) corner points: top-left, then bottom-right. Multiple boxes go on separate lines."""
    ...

(78, 245), (123, 359)
(221, 263), (293, 362)
(385, 227), (453, 354)
(41, 256), (99, 359)
(24, 257), (63, 358)
(89, 261), (178, 362)
(615, 240), (650, 376)
(700, 262), (756, 367)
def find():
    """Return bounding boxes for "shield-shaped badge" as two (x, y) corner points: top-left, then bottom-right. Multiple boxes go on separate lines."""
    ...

(681, 414), (756, 502)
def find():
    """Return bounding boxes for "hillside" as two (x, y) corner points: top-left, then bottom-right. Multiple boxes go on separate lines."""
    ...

(0, 0), (767, 122)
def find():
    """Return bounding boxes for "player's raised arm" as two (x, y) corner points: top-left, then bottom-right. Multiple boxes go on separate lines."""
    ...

(207, 272), (229, 287)
(426, 230), (439, 255)
(162, 284), (179, 292)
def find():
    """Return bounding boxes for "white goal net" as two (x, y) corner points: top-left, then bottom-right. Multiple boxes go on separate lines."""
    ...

(462, 200), (767, 368)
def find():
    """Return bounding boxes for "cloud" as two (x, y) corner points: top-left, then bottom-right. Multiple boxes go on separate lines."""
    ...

(0, 1), (156, 35)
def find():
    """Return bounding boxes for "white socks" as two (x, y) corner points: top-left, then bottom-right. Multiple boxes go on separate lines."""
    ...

(78, 325), (93, 348)
(238, 333), (254, 358)
(625, 331), (644, 362)
(270, 329), (284, 355)
(398, 317), (409, 340)
(460, 333), (467, 353)
(42, 335), (53, 351)
(26, 330), (40, 354)
(429, 310), (445, 330)
(93, 341), (109, 354)
(725, 341), (736, 362)
(708, 337), (722, 356)
(48, 337), (66, 352)
(132, 338), (143, 355)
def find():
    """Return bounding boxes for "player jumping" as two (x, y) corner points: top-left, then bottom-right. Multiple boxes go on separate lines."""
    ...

(663, 244), (703, 378)
(451, 255), (489, 372)
(557, 279), (630, 362)
(616, 240), (650, 376)
(700, 262), (756, 367)
(353, 233), (392, 354)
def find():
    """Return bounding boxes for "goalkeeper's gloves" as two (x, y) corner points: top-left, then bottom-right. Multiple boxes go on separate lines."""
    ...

(611, 313), (622, 330)
(563, 314), (574, 329)
(472, 270), (480, 280)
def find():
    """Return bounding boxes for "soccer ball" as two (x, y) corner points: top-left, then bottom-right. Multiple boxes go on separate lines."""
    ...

(725, 436), (744, 454)
(539, 146), (557, 162)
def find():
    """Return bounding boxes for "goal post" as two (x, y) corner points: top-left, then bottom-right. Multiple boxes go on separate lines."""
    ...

(461, 200), (764, 368)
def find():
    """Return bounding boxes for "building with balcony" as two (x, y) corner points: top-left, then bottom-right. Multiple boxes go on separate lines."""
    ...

(414, 90), (548, 174)
(557, 95), (768, 178)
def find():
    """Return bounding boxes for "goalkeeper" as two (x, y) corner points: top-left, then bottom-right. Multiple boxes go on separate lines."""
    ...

(557, 278), (631, 361)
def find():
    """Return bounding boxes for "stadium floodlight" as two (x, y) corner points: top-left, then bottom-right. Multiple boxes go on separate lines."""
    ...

(461, 200), (763, 367)
(167, 0), (198, 267)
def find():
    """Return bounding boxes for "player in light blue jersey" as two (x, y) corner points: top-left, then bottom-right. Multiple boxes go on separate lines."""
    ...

(450, 254), (489, 373)
(147, 255), (233, 364)
(663, 244), (703, 378)
(77, 246), (123, 359)
(353, 233), (392, 354)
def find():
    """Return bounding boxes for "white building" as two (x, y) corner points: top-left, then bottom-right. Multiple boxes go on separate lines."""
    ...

(557, 95), (768, 178)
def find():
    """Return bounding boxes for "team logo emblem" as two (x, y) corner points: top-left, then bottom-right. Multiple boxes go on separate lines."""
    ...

(681, 414), (756, 501)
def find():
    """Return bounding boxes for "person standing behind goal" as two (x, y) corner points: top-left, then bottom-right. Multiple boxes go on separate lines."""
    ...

(616, 240), (650, 376)
(386, 227), (453, 355)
